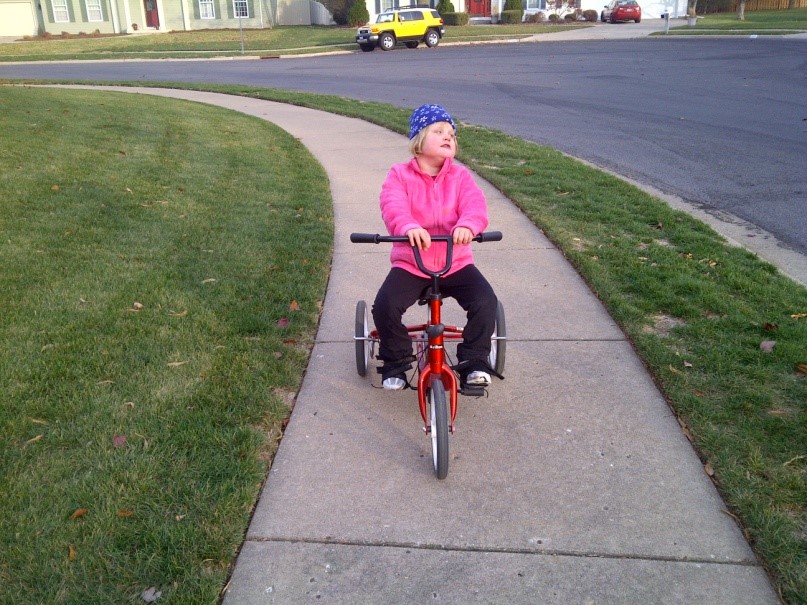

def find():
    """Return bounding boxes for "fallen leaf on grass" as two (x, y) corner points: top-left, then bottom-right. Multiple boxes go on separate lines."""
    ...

(704, 462), (715, 477)
(791, 313), (807, 319)
(167, 361), (187, 368)
(141, 587), (162, 603)
(168, 309), (187, 317)
(760, 340), (776, 353)
(68, 545), (77, 561)
(117, 510), (134, 518)
(763, 322), (778, 332)
(277, 318), (290, 328)
(30, 418), (48, 425)
(25, 434), (43, 445)
(289, 300), (300, 312)
(112, 434), (127, 448)
(796, 363), (807, 375)
(69, 508), (88, 520)
(202, 278), (217, 284)
(51, 185), (60, 191)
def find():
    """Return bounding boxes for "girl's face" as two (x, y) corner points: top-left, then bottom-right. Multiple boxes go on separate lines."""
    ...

(419, 121), (457, 162)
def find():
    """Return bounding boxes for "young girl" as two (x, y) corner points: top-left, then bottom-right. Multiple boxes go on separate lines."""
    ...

(372, 104), (499, 390)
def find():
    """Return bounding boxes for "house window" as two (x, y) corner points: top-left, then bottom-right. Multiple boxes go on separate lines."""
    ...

(233, 0), (249, 18)
(86, 0), (103, 21)
(52, 0), (70, 22)
(199, 0), (215, 18)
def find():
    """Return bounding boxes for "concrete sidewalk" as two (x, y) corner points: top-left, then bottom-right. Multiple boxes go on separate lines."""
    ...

(78, 87), (779, 604)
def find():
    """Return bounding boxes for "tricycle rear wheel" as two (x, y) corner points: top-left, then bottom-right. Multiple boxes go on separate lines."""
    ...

(355, 300), (371, 376)
(489, 300), (506, 375)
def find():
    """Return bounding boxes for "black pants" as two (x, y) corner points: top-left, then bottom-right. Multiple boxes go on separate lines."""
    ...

(372, 265), (497, 367)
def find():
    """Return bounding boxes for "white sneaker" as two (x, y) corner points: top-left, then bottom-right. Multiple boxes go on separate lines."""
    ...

(383, 375), (406, 390)
(465, 370), (491, 386)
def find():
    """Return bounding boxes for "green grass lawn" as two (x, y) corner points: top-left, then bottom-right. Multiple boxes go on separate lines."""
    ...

(0, 86), (333, 604)
(0, 22), (587, 61)
(668, 7), (807, 33)
(1, 81), (805, 604)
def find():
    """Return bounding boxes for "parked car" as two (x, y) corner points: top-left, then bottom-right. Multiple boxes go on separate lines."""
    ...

(600, 0), (641, 22)
(356, 8), (446, 52)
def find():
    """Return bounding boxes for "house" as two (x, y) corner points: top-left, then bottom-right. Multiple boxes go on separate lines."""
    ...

(0, 0), (333, 37)
(363, 0), (686, 21)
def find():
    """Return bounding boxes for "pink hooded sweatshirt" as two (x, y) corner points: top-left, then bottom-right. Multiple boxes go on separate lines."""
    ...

(380, 157), (489, 278)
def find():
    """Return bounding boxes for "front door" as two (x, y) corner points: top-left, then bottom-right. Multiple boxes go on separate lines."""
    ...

(467, 0), (490, 16)
(143, 0), (160, 28)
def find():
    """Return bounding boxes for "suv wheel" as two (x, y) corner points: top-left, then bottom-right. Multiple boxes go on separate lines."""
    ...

(379, 32), (395, 51)
(424, 29), (440, 48)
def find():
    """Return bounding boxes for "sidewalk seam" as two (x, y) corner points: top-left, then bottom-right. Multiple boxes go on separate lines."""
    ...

(242, 537), (762, 567)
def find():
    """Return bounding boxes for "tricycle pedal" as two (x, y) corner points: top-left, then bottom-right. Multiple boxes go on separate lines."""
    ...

(460, 385), (487, 397)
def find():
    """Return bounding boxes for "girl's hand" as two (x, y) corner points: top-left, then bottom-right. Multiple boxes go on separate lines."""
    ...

(406, 228), (431, 250)
(452, 227), (474, 245)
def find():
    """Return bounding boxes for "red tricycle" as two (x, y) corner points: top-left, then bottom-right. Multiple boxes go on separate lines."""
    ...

(351, 232), (506, 479)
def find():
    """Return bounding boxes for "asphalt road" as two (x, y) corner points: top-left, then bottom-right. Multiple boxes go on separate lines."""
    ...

(2, 36), (806, 259)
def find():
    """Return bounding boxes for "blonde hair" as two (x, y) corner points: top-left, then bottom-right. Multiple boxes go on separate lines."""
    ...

(409, 121), (458, 156)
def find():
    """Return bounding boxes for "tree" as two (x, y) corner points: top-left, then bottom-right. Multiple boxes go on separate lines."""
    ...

(347, 0), (370, 26)
(687, 0), (696, 16)
(737, 0), (745, 20)
(323, 0), (351, 24)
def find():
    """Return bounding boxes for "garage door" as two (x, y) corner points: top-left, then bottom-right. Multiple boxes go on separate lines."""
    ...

(0, 2), (37, 37)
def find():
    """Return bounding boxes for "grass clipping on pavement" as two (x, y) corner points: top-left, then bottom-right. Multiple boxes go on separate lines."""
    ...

(0, 86), (332, 603)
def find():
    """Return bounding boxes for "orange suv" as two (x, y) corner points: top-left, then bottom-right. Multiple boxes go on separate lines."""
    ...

(356, 8), (446, 52)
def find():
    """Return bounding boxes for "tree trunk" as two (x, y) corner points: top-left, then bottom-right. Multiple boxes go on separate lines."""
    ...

(788, 0), (796, 8)
(687, 0), (696, 17)
(737, 0), (745, 20)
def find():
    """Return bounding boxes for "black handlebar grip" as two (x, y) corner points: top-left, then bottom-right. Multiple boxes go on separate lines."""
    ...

(476, 231), (503, 242)
(350, 233), (380, 243)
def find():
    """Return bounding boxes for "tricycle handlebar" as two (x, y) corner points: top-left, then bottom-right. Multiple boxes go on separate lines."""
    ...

(350, 231), (502, 244)
(350, 231), (502, 278)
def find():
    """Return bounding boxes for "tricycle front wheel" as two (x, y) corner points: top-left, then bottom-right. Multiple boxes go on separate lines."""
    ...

(428, 381), (449, 480)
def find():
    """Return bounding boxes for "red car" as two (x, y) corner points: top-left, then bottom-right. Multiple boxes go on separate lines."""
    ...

(601, 0), (641, 22)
